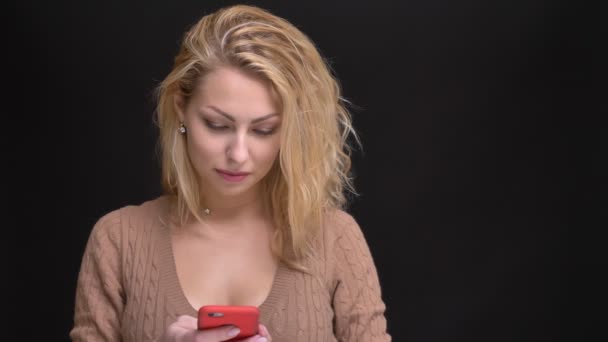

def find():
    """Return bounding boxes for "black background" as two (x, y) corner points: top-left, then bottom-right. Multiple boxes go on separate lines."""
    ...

(9, 0), (591, 341)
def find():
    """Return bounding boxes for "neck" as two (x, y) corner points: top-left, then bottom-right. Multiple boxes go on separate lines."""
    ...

(180, 198), (270, 239)
(204, 197), (265, 222)
(199, 184), (268, 224)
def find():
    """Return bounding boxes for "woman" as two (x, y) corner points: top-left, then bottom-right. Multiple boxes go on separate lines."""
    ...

(70, 4), (390, 342)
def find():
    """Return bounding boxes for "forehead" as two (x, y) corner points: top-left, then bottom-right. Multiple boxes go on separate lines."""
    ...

(193, 67), (280, 119)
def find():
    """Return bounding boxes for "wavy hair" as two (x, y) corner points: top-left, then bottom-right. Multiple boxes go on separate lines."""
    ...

(155, 4), (359, 268)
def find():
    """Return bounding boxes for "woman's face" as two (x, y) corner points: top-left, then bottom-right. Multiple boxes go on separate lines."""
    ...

(176, 66), (282, 202)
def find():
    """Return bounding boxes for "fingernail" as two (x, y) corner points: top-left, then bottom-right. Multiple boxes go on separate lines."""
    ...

(257, 338), (268, 342)
(228, 327), (240, 337)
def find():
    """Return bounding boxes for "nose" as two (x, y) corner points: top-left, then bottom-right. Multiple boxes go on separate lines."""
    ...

(226, 132), (249, 164)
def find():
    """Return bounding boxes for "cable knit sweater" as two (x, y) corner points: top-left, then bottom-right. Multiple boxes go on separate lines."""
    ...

(70, 196), (390, 341)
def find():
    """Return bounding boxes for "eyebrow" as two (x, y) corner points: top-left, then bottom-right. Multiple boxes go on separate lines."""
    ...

(205, 105), (279, 123)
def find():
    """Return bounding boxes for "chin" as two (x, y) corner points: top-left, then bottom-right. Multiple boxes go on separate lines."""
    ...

(215, 182), (256, 197)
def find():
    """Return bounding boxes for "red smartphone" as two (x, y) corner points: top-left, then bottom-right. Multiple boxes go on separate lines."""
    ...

(197, 305), (259, 341)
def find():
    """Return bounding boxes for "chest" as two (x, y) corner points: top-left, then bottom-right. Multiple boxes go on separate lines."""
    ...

(172, 231), (277, 309)
(119, 225), (339, 342)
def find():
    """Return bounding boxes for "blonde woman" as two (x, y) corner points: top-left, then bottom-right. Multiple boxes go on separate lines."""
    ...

(70, 4), (390, 342)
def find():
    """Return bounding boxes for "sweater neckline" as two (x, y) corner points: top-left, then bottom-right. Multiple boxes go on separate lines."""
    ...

(156, 200), (289, 317)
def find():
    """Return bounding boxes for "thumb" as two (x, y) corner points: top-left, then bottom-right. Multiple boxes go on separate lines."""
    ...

(195, 325), (241, 341)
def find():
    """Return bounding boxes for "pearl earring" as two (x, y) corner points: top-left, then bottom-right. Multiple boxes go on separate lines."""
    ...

(178, 123), (186, 134)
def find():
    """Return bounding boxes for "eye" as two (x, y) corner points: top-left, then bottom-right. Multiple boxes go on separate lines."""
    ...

(253, 127), (277, 136)
(203, 119), (229, 131)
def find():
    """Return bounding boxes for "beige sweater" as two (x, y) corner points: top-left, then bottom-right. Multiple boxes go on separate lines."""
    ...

(70, 196), (390, 341)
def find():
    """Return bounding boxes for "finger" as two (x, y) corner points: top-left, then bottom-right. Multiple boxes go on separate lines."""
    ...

(177, 315), (196, 323)
(195, 325), (240, 342)
(258, 324), (272, 341)
(241, 335), (267, 342)
(162, 320), (195, 342)
(174, 315), (197, 329)
(258, 324), (270, 337)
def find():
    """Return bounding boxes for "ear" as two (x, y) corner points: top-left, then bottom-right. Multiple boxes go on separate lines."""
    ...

(174, 93), (186, 122)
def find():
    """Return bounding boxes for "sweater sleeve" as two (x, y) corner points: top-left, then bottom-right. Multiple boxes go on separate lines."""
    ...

(331, 213), (391, 342)
(70, 209), (125, 342)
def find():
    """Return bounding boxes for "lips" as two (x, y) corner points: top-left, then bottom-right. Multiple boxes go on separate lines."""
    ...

(215, 169), (250, 176)
(215, 169), (251, 182)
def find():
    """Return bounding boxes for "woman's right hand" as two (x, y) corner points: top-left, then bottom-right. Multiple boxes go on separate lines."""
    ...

(161, 315), (270, 342)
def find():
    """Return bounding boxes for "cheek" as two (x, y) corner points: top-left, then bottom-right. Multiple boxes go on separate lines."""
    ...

(187, 133), (223, 166)
(258, 137), (281, 165)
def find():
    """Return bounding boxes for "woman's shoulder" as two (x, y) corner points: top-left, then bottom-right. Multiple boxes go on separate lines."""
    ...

(116, 195), (171, 225)
(322, 207), (362, 239)
(313, 207), (369, 257)
(309, 207), (376, 281)
(89, 195), (171, 240)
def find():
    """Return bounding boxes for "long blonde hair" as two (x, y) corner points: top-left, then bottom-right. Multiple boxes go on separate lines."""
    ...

(155, 4), (359, 267)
